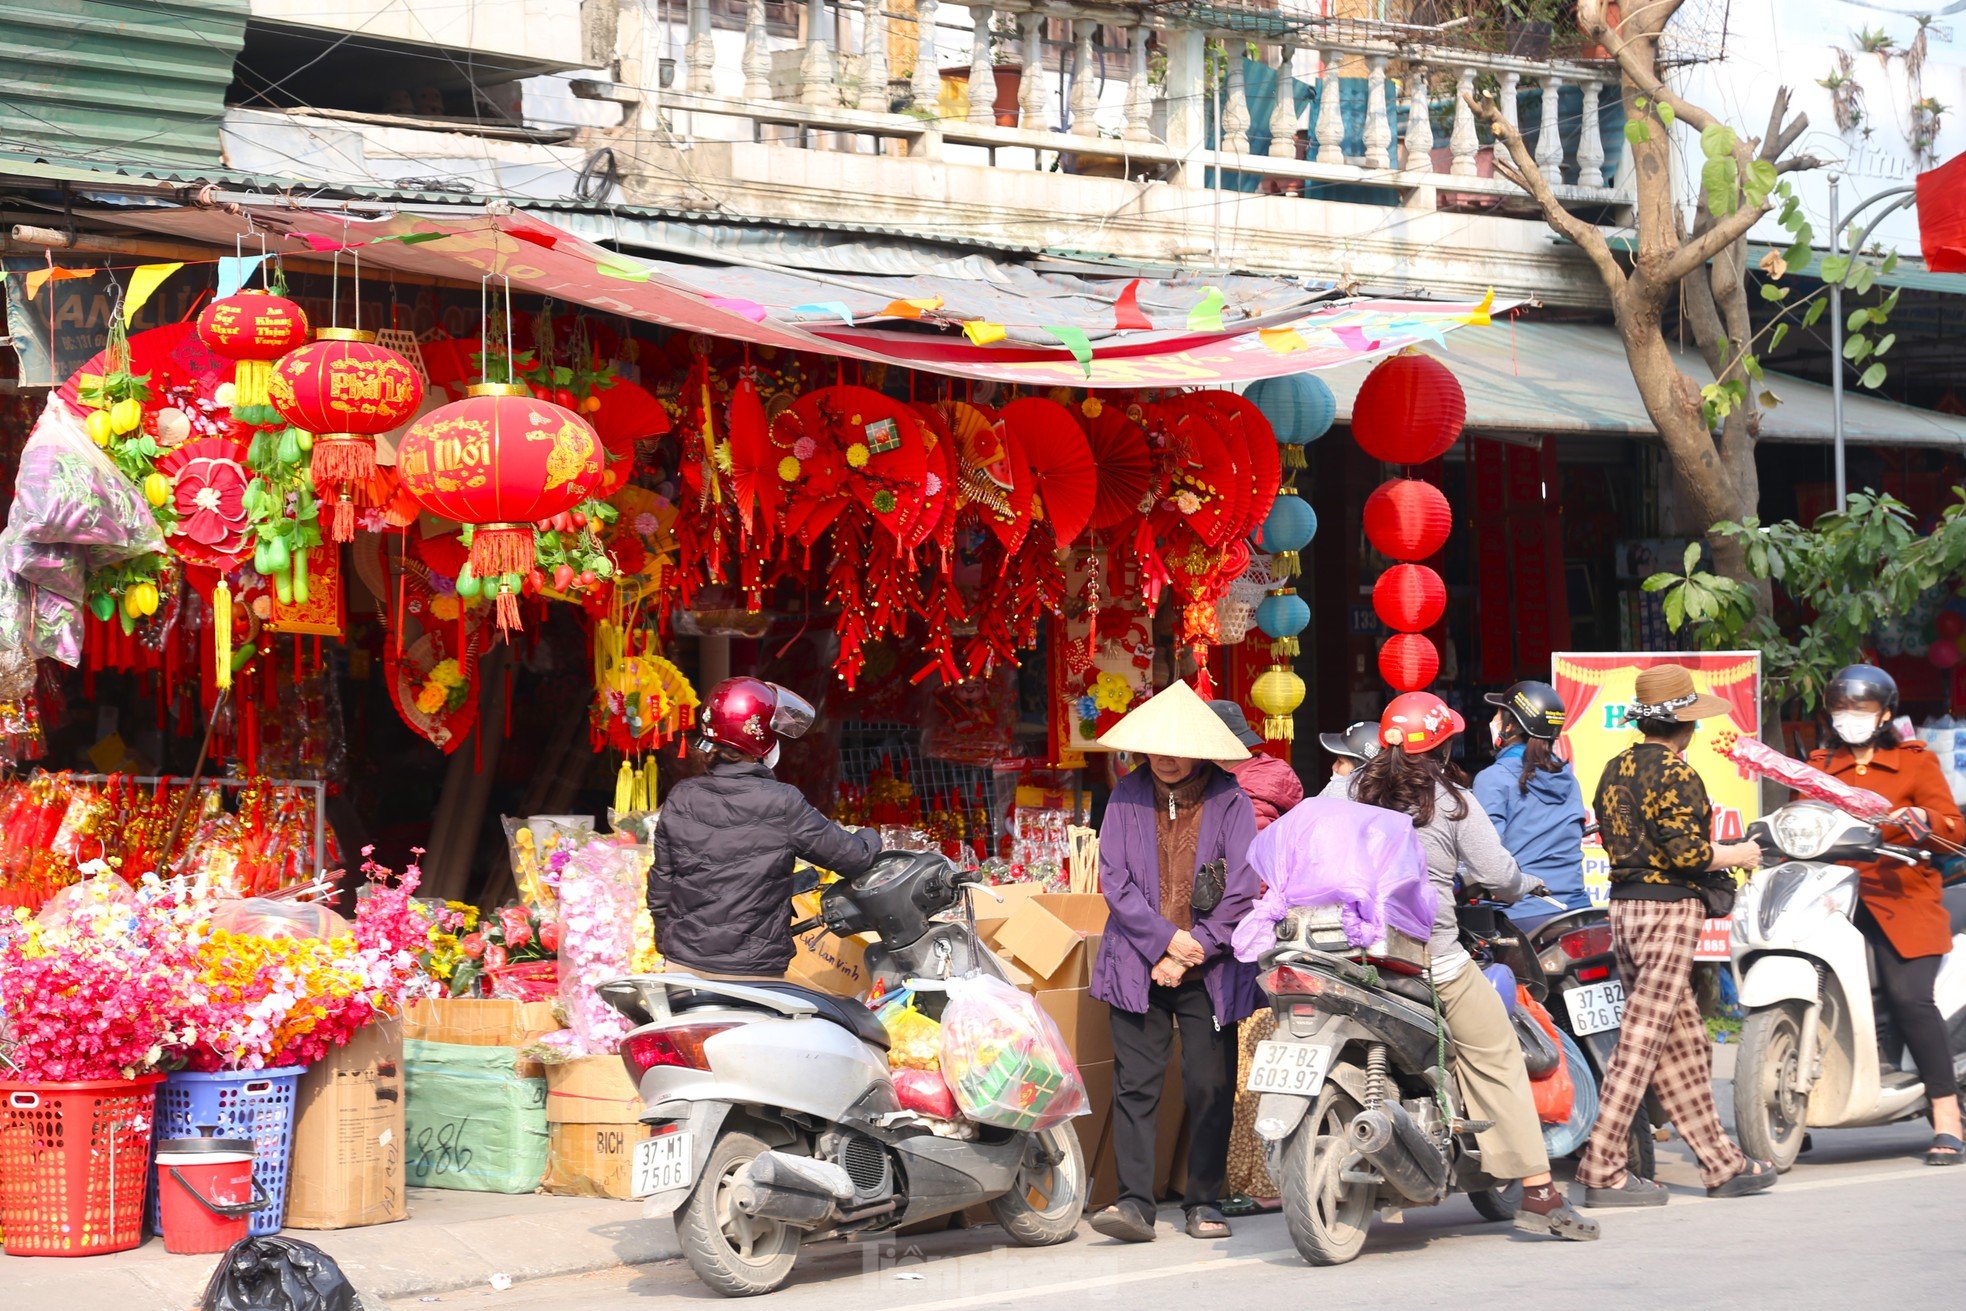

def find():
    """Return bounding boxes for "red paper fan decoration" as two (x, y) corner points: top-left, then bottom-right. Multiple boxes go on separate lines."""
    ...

(998, 396), (1096, 547)
(154, 434), (254, 571)
(908, 404), (955, 553)
(1373, 563), (1446, 632)
(416, 336), (479, 402)
(944, 400), (1033, 551)
(1353, 351), (1466, 465)
(1379, 632), (1440, 692)
(1153, 407), (1239, 546)
(775, 386), (926, 545)
(1363, 478), (1453, 561)
(61, 323), (235, 417)
(358, 464), (422, 531)
(1082, 399), (1156, 532)
(1192, 389), (1282, 539)
(589, 378), (671, 457)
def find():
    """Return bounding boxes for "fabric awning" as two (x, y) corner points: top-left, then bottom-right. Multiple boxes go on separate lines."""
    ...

(1309, 319), (1966, 449)
(95, 202), (1499, 388)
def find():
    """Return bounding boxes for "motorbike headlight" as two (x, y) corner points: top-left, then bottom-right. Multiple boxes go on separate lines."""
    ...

(1768, 804), (1842, 861)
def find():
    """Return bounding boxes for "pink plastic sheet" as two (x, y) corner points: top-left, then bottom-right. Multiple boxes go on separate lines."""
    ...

(1233, 797), (1437, 962)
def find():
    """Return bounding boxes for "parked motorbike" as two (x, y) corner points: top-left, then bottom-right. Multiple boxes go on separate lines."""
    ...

(596, 850), (1083, 1297)
(1251, 906), (1575, 1266)
(1732, 799), (1966, 1170)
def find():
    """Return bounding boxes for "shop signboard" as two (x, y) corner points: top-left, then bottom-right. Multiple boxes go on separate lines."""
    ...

(1553, 651), (1762, 961)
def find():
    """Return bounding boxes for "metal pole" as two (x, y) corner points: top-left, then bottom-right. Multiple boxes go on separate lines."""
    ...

(1828, 175), (1845, 508)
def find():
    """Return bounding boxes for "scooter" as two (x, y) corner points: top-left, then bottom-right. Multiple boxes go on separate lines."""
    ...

(1251, 906), (1587, 1267)
(597, 850), (1084, 1297)
(1732, 799), (1966, 1171)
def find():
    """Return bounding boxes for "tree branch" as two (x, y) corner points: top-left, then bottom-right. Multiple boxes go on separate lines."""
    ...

(1657, 199), (1770, 287)
(1466, 93), (1628, 295)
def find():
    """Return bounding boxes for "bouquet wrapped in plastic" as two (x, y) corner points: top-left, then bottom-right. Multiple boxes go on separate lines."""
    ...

(535, 835), (649, 1061)
(1720, 732), (1893, 820)
(937, 974), (1086, 1132)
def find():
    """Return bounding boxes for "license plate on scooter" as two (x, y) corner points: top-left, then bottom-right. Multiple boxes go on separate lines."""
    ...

(631, 1130), (693, 1198)
(1564, 981), (1627, 1037)
(1245, 1041), (1333, 1095)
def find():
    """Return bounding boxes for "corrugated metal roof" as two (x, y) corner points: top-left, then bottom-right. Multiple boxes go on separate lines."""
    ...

(0, 1), (247, 166)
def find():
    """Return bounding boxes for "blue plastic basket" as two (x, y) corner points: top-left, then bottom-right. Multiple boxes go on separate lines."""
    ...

(150, 1067), (303, 1236)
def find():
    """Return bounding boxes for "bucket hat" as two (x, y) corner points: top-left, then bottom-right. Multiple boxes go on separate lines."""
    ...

(1626, 664), (1732, 723)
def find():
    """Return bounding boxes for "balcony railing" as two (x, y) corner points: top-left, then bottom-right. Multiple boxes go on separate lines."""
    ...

(615, 5), (1628, 215)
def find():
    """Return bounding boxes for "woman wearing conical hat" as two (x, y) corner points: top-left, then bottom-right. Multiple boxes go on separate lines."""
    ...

(1086, 680), (1261, 1245)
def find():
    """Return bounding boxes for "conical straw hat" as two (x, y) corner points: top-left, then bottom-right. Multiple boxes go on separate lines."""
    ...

(1097, 679), (1252, 762)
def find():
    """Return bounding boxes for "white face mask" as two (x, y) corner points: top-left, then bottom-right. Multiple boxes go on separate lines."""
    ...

(1831, 711), (1880, 746)
(764, 741), (782, 769)
(1489, 716), (1505, 749)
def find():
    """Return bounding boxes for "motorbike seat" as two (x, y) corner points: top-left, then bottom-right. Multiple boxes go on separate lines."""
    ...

(740, 981), (893, 1052)
(1376, 971), (1437, 1008)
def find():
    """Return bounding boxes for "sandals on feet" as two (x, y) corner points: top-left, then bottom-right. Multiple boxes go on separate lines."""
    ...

(1707, 1157), (1778, 1198)
(1184, 1206), (1232, 1240)
(1926, 1133), (1964, 1167)
(1089, 1201), (1157, 1243)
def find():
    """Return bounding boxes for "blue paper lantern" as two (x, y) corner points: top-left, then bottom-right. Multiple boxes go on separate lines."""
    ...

(1256, 589), (1311, 658)
(1257, 494), (1317, 578)
(1246, 373), (1338, 467)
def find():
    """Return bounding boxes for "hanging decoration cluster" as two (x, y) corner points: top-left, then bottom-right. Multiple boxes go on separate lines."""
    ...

(270, 328), (424, 541)
(1245, 371), (1333, 740)
(1353, 350), (1464, 693)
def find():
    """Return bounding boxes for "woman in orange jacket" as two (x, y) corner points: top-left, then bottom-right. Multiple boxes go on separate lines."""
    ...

(1808, 665), (1966, 1166)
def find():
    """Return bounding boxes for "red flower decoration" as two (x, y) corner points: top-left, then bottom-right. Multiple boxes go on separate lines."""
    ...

(172, 455), (250, 553)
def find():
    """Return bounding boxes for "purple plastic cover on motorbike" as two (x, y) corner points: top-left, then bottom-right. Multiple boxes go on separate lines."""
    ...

(1232, 797), (1438, 962)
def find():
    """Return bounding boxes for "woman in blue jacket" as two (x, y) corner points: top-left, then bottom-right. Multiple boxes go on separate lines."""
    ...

(1473, 681), (1591, 920)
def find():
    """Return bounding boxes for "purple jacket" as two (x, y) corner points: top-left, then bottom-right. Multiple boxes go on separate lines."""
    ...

(1090, 765), (1261, 1026)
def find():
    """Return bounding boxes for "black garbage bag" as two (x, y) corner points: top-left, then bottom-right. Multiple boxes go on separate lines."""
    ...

(199, 1236), (364, 1311)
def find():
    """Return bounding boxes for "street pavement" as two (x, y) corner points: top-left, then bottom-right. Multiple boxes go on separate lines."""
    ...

(395, 1118), (1959, 1311)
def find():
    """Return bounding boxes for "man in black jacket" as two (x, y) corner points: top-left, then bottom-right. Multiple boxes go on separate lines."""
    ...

(650, 677), (881, 980)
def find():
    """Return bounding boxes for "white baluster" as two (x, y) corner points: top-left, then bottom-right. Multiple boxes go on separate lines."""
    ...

(687, 0), (715, 94)
(911, 0), (940, 109)
(1018, 8), (1047, 129)
(1535, 74), (1566, 184)
(1267, 41), (1298, 159)
(1070, 21), (1098, 135)
(1362, 53), (1391, 168)
(743, 0), (772, 100)
(1221, 41), (1250, 154)
(1124, 24), (1151, 141)
(1577, 79), (1606, 187)
(1499, 69), (1521, 139)
(801, 0), (838, 107)
(968, 4), (995, 126)
(861, 0), (891, 111)
(1314, 47), (1343, 164)
(1402, 64), (1432, 170)
(1449, 66), (1478, 176)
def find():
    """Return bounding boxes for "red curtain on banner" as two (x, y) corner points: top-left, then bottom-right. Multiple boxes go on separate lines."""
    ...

(1474, 438), (1569, 683)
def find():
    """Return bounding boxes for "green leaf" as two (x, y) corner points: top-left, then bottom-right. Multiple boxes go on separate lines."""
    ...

(1769, 323), (1790, 352)
(1803, 298), (1828, 328)
(1743, 352), (1764, 382)
(1874, 332), (1896, 357)
(1819, 253), (1850, 282)
(1760, 284), (1790, 302)
(1744, 159), (1778, 205)
(1663, 585), (1687, 631)
(1703, 157), (1740, 216)
(1846, 308), (1871, 331)
(1844, 334), (1871, 362)
(1624, 120), (1651, 146)
(1683, 542), (1702, 573)
(1851, 264), (1876, 294)
(1882, 250), (1900, 274)
(1642, 572), (1675, 593)
(1783, 227), (1814, 270)
(1759, 389), (1782, 409)
(1656, 102), (1675, 128)
(1860, 362), (1887, 388)
(1699, 123), (1736, 158)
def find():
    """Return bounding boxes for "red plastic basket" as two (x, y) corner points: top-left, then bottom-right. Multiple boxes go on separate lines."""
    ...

(0, 1075), (164, 1256)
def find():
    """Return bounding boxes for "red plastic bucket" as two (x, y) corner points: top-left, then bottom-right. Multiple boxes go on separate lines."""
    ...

(156, 1137), (265, 1255)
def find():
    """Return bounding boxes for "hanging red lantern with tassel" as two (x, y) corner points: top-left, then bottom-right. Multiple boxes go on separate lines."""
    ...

(1378, 632), (1440, 692)
(1372, 563), (1447, 632)
(196, 290), (309, 426)
(1352, 350), (1466, 465)
(395, 382), (604, 633)
(271, 328), (424, 541)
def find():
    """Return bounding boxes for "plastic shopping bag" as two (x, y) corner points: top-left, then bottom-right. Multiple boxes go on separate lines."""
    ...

(199, 1236), (362, 1311)
(1517, 986), (1575, 1125)
(876, 990), (943, 1071)
(938, 973), (1087, 1132)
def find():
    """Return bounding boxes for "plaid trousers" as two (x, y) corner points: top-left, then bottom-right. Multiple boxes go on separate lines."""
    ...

(1576, 897), (1747, 1190)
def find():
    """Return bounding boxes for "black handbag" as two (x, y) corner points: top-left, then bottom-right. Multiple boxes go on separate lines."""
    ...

(1696, 879), (1737, 920)
(1191, 858), (1227, 915)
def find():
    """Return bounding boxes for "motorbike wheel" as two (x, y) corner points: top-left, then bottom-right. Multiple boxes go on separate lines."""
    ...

(1736, 1003), (1809, 1173)
(675, 1130), (804, 1297)
(988, 1125), (1086, 1246)
(1279, 1080), (1373, 1266)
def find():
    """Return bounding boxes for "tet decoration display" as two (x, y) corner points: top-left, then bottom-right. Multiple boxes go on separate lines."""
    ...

(396, 382), (606, 632)
(194, 290), (309, 427)
(1379, 631), (1441, 692)
(1351, 349), (1466, 466)
(1251, 664), (1306, 741)
(1256, 493), (1317, 579)
(1255, 588), (1310, 659)
(1373, 563), (1446, 632)
(270, 328), (424, 541)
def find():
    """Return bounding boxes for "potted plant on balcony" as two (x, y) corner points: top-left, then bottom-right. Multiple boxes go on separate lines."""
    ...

(1502, 0), (1559, 60)
(940, 13), (1024, 127)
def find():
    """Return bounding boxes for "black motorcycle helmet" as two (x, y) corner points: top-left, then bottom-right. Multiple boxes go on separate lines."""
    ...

(1483, 680), (1567, 742)
(1318, 721), (1381, 764)
(1825, 663), (1899, 712)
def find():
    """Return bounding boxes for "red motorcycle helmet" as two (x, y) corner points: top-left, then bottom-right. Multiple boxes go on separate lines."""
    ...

(699, 677), (817, 759)
(1379, 691), (1466, 754)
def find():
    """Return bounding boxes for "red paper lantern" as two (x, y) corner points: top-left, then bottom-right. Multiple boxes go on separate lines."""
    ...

(196, 290), (309, 426)
(1379, 632), (1440, 692)
(1352, 351), (1465, 464)
(271, 328), (425, 540)
(1373, 563), (1446, 632)
(396, 383), (604, 631)
(1363, 478), (1452, 561)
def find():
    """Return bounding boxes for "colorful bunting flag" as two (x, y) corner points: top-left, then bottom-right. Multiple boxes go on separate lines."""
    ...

(791, 301), (856, 326)
(123, 262), (184, 325)
(23, 266), (95, 298)
(1333, 325), (1381, 353)
(214, 255), (266, 300)
(962, 320), (1008, 346)
(1186, 286), (1226, 332)
(297, 233), (351, 253)
(596, 259), (651, 282)
(1113, 278), (1153, 331)
(1258, 327), (1310, 354)
(1459, 287), (1496, 327)
(879, 297), (944, 320)
(707, 296), (769, 322)
(504, 229), (560, 249)
(1042, 325), (1094, 377)
(392, 231), (448, 246)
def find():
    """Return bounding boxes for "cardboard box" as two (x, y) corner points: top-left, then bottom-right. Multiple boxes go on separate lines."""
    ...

(788, 890), (871, 996)
(285, 1018), (406, 1230)
(545, 1054), (643, 1125)
(992, 955), (1038, 994)
(991, 894), (1110, 991)
(543, 1121), (655, 1200)
(1072, 1059), (1114, 1182)
(1037, 987), (1114, 1068)
(404, 1040), (550, 1194)
(403, 997), (560, 1076)
(966, 881), (1044, 938)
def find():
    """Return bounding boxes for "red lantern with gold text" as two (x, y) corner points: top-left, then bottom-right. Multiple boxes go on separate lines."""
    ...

(396, 382), (604, 633)
(196, 290), (309, 426)
(1379, 632), (1440, 692)
(271, 328), (424, 541)
(1352, 350), (1466, 465)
